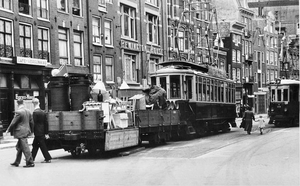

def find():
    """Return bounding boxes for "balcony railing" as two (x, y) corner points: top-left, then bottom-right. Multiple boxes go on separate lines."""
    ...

(0, 45), (13, 58)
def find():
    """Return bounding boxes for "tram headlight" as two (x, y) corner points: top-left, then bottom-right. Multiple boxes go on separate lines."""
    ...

(271, 107), (274, 112)
(284, 107), (288, 112)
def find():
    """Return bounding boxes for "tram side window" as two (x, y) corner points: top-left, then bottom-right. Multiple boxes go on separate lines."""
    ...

(291, 86), (299, 101)
(277, 89), (282, 101)
(207, 79), (210, 101)
(160, 77), (167, 92)
(220, 82), (224, 102)
(170, 75), (180, 98)
(215, 80), (218, 102)
(211, 80), (214, 102)
(198, 77), (202, 101)
(151, 77), (156, 86)
(271, 89), (275, 101)
(283, 89), (288, 101)
(203, 78), (206, 101)
(186, 76), (193, 99)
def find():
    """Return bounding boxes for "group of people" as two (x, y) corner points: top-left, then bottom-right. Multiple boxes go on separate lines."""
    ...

(240, 106), (266, 135)
(5, 98), (52, 168)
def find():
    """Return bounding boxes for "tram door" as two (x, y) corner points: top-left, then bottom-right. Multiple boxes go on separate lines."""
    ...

(186, 76), (193, 100)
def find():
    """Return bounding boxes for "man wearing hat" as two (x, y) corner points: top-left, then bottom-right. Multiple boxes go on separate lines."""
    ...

(6, 98), (35, 168)
(31, 98), (52, 163)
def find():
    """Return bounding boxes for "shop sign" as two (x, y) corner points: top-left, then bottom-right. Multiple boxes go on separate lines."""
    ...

(121, 40), (163, 55)
(16, 95), (35, 100)
(145, 45), (163, 55)
(16, 57), (47, 66)
(121, 40), (142, 51)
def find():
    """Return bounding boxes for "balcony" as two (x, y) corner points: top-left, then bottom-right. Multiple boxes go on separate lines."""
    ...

(243, 76), (254, 85)
(245, 54), (253, 65)
(244, 30), (251, 38)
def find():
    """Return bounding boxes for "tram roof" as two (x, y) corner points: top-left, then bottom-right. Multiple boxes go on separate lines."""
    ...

(158, 60), (208, 73)
(270, 79), (300, 85)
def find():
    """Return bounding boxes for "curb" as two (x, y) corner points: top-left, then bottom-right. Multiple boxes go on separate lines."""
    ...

(119, 147), (146, 156)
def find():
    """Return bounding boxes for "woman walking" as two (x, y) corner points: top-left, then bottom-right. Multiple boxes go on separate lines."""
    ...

(243, 106), (255, 135)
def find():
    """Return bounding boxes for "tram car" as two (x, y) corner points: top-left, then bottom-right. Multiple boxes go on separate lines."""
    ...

(268, 79), (300, 127)
(149, 61), (237, 136)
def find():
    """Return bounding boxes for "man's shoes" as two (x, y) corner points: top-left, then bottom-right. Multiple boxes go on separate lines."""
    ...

(41, 160), (51, 163)
(23, 163), (35, 168)
(10, 163), (19, 167)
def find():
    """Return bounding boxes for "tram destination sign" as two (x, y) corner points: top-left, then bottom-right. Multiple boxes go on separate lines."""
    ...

(16, 56), (47, 66)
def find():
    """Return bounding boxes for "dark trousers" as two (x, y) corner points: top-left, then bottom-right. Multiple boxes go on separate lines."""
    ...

(31, 136), (52, 161)
(14, 138), (34, 165)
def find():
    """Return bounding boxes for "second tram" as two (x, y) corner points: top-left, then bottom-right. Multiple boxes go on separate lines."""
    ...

(268, 79), (300, 127)
(149, 61), (237, 136)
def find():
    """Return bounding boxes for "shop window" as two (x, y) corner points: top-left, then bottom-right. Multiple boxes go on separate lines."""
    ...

(0, 73), (7, 87)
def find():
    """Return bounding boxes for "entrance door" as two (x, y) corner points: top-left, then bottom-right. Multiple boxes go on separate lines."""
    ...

(0, 90), (9, 129)
(257, 94), (266, 114)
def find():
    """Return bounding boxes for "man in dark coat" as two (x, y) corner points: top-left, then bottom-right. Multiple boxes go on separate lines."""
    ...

(6, 98), (35, 168)
(243, 106), (256, 135)
(31, 98), (52, 163)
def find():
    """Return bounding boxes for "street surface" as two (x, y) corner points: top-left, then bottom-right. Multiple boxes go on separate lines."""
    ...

(0, 126), (298, 186)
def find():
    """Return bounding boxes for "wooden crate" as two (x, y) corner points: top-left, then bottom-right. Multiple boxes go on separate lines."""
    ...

(48, 112), (60, 131)
(82, 110), (103, 130)
(48, 110), (104, 131)
(105, 128), (139, 151)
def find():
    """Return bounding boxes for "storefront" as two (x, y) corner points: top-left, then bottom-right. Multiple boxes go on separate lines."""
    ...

(0, 57), (52, 130)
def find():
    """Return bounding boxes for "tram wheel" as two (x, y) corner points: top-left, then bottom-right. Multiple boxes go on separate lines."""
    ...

(87, 147), (97, 156)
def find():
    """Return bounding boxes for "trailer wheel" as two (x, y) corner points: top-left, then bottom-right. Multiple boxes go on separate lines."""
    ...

(71, 148), (81, 157)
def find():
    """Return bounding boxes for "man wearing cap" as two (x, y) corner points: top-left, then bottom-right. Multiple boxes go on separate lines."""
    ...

(31, 98), (52, 163)
(6, 98), (35, 168)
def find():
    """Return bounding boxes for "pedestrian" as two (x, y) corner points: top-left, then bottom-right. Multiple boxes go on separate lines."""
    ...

(242, 106), (255, 135)
(5, 98), (35, 168)
(31, 98), (52, 163)
(257, 115), (266, 135)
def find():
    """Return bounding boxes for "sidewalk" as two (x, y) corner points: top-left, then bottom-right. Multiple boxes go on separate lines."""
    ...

(0, 114), (271, 150)
(0, 133), (33, 150)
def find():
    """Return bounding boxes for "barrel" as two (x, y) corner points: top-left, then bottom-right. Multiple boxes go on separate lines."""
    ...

(70, 76), (91, 111)
(49, 77), (70, 111)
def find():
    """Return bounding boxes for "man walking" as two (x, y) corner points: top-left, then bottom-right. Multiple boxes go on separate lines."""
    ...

(6, 98), (35, 168)
(31, 98), (52, 163)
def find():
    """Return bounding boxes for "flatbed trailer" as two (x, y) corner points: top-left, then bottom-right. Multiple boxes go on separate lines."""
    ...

(46, 110), (139, 156)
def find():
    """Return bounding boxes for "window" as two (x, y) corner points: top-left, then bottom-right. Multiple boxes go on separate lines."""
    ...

(37, 0), (48, 19)
(92, 17), (101, 45)
(232, 49), (236, 62)
(242, 40), (245, 55)
(237, 50), (240, 63)
(146, 13), (159, 44)
(0, 19), (13, 58)
(58, 28), (69, 65)
(170, 75), (181, 98)
(237, 68), (241, 83)
(266, 51), (269, 64)
(149, 58), (158, 73)
(274, 52), (277, 66)
(245, 41), (248, 55)
(93, 55), (102, 82)
(178, 30), (184, 51)
(104, 20), (112, 45)
(121, 4), (136, 39)
(270, 51), (273, 64)
(37, 27), (49, 61)
(257, 51), (261, 70)
(19, 0), (31, 15)
(72, 0), (81, 16)
(19, 24), (32, 57)
(267, 70), (269, 82)
(57, 0), (67, 12)
(98, 0), (106, 12)
(73, 31), (83, 66)
(124, 54), (137, 82)
(196, 28), (201, 47)
(232, 68), (236, 82)
(105, 57), (114, 81)
(0, 0), (12, 10)
(146, 0), (158, 6)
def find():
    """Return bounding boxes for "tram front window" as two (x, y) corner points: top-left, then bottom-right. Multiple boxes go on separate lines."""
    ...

(160, 77), (166, 91)
(277, 89), (282, 101)
(283, 89), (288, 101)
(170, 75), (181, 98)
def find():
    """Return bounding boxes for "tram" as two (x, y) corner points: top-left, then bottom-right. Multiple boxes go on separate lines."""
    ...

(268, 79), (300, 127)
(149, 60), (237, 136)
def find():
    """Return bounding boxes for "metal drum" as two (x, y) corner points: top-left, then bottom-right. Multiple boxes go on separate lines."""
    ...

(49, 77), (70, 111)
(70, 76), (90, 111)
